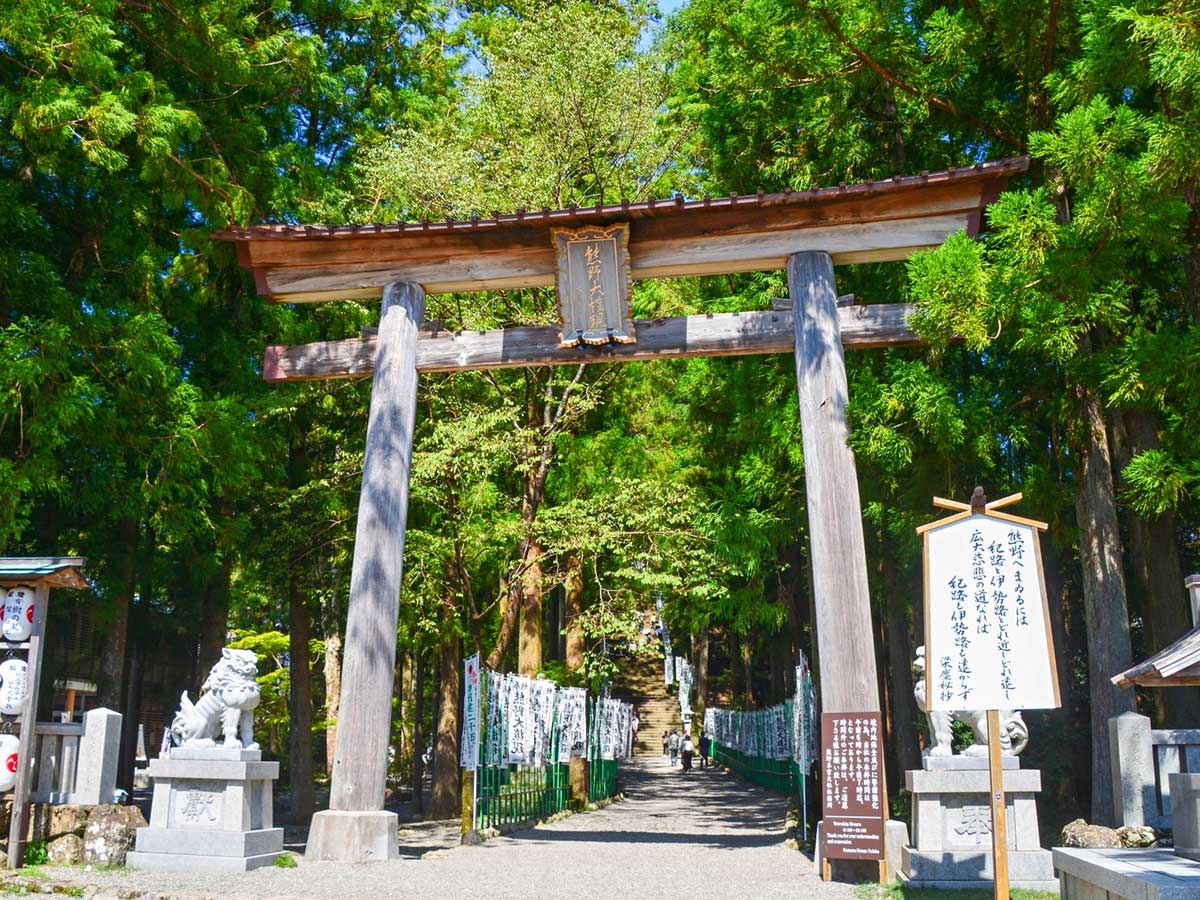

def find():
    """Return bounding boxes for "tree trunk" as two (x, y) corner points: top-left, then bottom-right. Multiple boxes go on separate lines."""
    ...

(199, 551), (232, 670)
(1111, 408), (1200, 727)
(288, 568), (315, 825)
(741, 640), (753, 708)
(323, 629), (341, 776)
(883, 581), (921, 778)
(98, 518), (136, 709)
(564, 554), (587, 805)
(1072, 379), (1136, 824)
(428, 622), (462, 820)
(411, 653), (425, 814)
(693, 629), (710, 737)
(117, 638), (144, 794)
(398, 650), (413, 770)
(518, 538), (544, 676)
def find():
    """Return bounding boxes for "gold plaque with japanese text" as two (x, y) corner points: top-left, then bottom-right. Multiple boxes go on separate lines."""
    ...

(551, 224), (636, 348)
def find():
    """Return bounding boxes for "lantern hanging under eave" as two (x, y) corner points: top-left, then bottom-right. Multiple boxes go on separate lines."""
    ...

(0, 734), (19, 792)
(0, 659), (28, 716)
(2, 587), (34, 643)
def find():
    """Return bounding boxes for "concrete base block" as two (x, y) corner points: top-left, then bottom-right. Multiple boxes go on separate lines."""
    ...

(127, 850), (283, 872)
(899, 872), (1059, 892)
(923, 756), (1019, 771)
(903, 845), (1056, 884)
(134, 826), (283, 858)
(169, 747), (263, 762)
(884, 819), (909, 883)
(305, 810), (399, 863)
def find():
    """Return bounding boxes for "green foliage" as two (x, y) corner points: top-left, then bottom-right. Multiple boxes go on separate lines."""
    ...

(22, 843), (48, 867)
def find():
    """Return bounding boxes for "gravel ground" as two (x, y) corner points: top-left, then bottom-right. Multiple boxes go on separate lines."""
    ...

(46, 755), (857, 900)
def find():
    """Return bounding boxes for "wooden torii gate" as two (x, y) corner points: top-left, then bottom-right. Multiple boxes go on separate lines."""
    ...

(216, 156), (1028, 863)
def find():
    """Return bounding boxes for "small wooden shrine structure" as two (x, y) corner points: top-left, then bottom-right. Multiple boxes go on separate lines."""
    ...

(0, 557), (88, 867)
(215, 156), (1029, 863)
(1113, 575), (1200, 688)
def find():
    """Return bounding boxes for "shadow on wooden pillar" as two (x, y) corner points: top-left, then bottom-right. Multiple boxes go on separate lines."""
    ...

(790, 251), (889, 882)
(306, 281), (425, 863)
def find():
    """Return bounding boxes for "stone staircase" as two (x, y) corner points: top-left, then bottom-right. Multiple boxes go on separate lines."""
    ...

(610, 652), (682, 753)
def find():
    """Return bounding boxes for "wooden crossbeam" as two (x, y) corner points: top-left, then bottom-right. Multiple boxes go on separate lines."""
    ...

(262, 303), (920, 383)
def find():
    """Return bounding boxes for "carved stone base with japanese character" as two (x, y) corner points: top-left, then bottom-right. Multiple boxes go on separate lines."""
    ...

(900, 765), (1056, 890)
(126, 747), (284, 872)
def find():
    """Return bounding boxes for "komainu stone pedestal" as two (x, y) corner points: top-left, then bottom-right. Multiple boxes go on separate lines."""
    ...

(900, 758), (1056, 890)
(126, 748), (284, 872)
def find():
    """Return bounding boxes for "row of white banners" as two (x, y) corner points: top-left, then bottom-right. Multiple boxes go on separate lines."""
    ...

(704, 657), (818, 770)
(460, 653), (635, 771)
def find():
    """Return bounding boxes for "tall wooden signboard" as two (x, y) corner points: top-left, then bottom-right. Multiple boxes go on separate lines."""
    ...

(917, 490), (1059, 900)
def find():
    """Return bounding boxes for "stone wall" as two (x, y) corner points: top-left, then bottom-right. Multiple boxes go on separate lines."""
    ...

(0, 801), (146, 867)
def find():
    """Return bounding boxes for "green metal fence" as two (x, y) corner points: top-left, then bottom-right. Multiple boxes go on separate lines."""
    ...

(472, 676), (623, 830)
(710, 741), (801, 795)
(586, 695), (620, 803)
(474, 673), (571, 831)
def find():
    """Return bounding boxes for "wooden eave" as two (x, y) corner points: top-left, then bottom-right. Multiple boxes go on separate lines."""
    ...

(214, 157), (1029, 304)
(1112, 627), (1200, 689)
(0, 557), (88, 590)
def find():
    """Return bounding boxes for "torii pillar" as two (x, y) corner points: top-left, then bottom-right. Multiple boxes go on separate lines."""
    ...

(790, 251), (887, 882)
(789, 251), (881, 716)
(306, 282), (425, 862)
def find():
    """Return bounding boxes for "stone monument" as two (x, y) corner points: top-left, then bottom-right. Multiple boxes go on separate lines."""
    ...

(899, 647), (1056, 890)
(127, 648), (285, 872)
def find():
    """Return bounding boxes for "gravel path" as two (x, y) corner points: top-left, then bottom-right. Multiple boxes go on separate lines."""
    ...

(49, 755), (857, 900)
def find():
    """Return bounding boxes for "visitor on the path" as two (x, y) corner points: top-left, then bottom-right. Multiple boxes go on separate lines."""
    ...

(698, 732), (711, 769)
(680, 733), (694, 772)
(668, 729), (680, 766)
(631, 710), (640, 751)
(662, 730), (670, 756)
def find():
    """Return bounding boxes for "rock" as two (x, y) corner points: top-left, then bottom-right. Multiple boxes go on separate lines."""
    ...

(1061, 818), (1121, 849)
(48, 806), (90, 839)
(82, 806), (147, 867)
(460, 830), (484, 846)
(1116, 825), (1158, 848)
(46, 834), (83, 865)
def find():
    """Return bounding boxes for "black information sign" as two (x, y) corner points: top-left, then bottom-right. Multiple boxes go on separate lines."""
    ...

(821, 711), (885, 860)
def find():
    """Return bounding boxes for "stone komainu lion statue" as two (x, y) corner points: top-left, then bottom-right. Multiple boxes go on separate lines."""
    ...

(912, 646), (1028, 757)
(170, 648), (261, 750)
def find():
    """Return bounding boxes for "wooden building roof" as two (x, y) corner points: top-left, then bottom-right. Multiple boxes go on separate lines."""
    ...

(215, 157), (1029, 304)
(1113, 575), (1200, 688)
(0, 557), (88, 589)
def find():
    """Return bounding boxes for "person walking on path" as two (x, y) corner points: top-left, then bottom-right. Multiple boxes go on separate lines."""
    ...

(662, 730), (670, 757)
(631, 711), (640, 753)
(680, 733), (695, 772)
(668, 730), (680, 766)
(698, 732), (711, 769)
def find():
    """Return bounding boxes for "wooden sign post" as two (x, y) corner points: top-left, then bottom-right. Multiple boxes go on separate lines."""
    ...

(917, 489), (1060, 900)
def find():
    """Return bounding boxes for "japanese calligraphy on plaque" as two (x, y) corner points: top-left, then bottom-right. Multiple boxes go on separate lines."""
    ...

(922, 503), (1060, 712)
(821, 712), (885, 860)
(551, 224), (636, 347)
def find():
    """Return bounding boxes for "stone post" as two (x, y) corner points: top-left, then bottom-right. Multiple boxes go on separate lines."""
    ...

(73, 708), (123, 805)
(1108, 711), (1156, 828)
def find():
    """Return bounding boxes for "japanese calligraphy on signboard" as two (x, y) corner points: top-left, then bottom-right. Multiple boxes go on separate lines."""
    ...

(821, 712), (885, 860)
(921, 497), (1060, 712)
(551, 223), (636, 348)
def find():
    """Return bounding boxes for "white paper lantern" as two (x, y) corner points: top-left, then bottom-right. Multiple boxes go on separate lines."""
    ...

(0, 659), (28, 716)
(2, 587), (35, 643)
(0, 734), (19, 793)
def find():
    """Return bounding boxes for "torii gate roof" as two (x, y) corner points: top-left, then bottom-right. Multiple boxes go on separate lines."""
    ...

(215, 157), (1029, 304)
